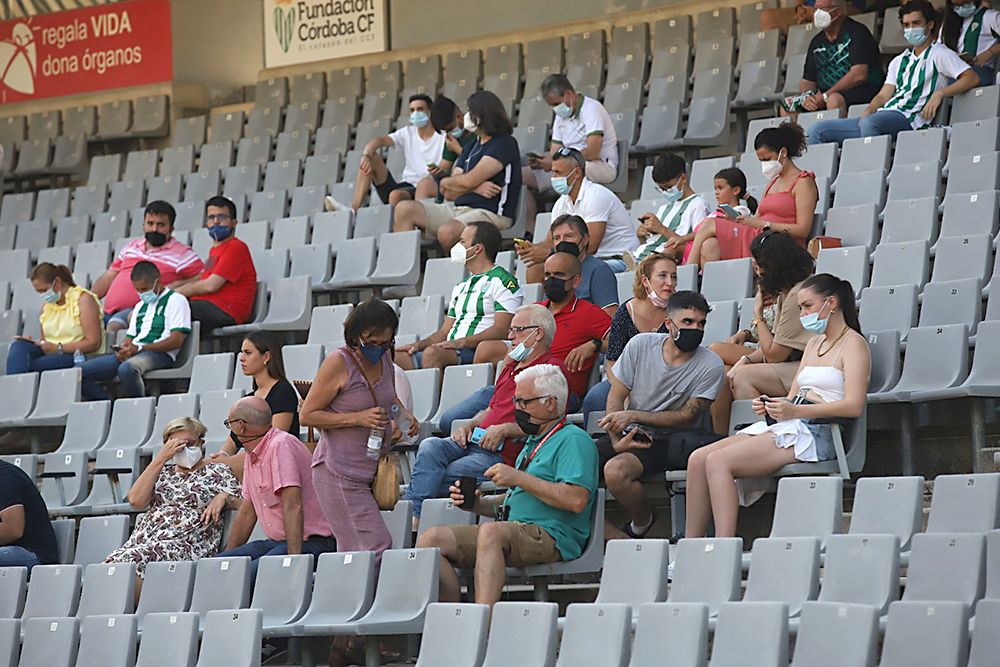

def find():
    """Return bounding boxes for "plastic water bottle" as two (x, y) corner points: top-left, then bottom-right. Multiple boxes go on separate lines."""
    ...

(73, 349), (85, 367)
(391, 404), (411, 445)
(366, 425), (383, 460)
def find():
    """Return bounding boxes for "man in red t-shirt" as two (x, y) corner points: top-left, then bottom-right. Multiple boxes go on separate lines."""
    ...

(176, 196), (258, 331)
(403, 304), (569, 523)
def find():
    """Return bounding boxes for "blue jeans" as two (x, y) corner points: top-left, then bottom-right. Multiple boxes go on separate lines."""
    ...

(80, 350), (175, 400)
(603, 258), (627, 273)
(6, 339), (75, 375)
(216, 535), (336, 581)
(582, 379), (611, 425)
(0, 545), (41, 570)
(807, 109), (913, 146)
(404, 437), (504, 517)
(104, 308), (132, 328)
(413, 346), (476, 368)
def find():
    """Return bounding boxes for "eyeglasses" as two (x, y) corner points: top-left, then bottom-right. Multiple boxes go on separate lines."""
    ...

(223, 418), (246, 429)
(207, 214), (232, 223)
(508, 325), (540, 335)
(514, 395), (551, 410)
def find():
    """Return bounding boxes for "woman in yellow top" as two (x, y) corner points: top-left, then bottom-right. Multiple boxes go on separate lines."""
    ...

(6, 263), (104, 374)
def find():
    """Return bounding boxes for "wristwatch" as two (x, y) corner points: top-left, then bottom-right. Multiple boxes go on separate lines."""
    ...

(56, 342), (63, 355)
(591, 338), (603, 351)
(822, 92), (829, 103)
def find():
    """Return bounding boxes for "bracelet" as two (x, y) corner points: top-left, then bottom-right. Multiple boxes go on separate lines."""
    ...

(741, 355), (753, 365)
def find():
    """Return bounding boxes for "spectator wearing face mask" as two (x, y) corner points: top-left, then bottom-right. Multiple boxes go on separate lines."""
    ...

(759, 0), (868, 35)
(781, 0), (883, 116)
(175, 196), (258, 331)
(544, 215), (619, 318)
(90, 200), (204, 334)
(106, 417), (242, 587)
(631, 154), (710, 265)
(326, 94), (445, 214)
(80, 261), (191, 401)
(808, 0), (979, 145)
(416, 95), (480, 202)
(394, 221), (523, 373)
(598, 291), (724, 540)
(942, 0), (1000, 85)
(516, 148), (635, 278)
(687, 124), (818, 268)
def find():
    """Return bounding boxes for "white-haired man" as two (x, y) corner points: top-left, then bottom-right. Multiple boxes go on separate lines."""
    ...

(404, 304), (567, 524)
(417, 363), (599, 606)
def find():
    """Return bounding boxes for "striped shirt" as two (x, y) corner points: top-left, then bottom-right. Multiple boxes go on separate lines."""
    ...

(633, 193), (710, 261)
(883, 42), (971, 129)
(446, 265), (523, 340)
(104, 237), (204, 315)
(126, 288), (192, 360)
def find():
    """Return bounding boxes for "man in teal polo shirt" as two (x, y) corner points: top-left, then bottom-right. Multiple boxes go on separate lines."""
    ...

(417, 363), (599, 607)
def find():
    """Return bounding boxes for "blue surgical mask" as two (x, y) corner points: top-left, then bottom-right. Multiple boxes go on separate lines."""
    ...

(508, 339), (533, 362)
(954, 3), (977, 17)
(799, 300), (833, 334)
(662, 186), (683, 202)
(359, 342), (388, 365)
(410, 110), (429, 128)
(208, 224), (233, 242)
(138, 289), (159, 305)
(903, 27), (928, 47)
(552, 176), (572, 195)
(553, 102), (574, 119)
(40, 288), (59, 304)
(449, 127), (465, 138)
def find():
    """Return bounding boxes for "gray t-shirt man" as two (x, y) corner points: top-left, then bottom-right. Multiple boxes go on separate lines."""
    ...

(613, 333), (725, 435)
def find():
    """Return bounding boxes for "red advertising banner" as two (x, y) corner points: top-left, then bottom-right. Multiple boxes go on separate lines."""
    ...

(0, 0), (172, 105)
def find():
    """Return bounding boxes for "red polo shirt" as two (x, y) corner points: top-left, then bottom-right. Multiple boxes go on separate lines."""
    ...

(540, 296), (613, 398)
(479, 352), (567, 467)
(190, 237), (258, 324)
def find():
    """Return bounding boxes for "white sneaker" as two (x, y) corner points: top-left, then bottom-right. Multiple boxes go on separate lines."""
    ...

(323, 195), (351, 213)
(667, 560), (675, 582)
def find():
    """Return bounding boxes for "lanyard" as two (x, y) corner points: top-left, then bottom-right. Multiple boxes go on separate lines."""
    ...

(517, 419), (567, 471)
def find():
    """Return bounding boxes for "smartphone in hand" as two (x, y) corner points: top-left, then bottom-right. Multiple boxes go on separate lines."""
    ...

(718, 204), (741, 220)
(762, 396), (777, 426)
(470, 427), (487, 444)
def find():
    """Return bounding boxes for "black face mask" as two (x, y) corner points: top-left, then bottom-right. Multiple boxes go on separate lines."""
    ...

(145, 231), (168, 247)
(552, 241), (581, 257)
(673, 328), (705, 353)
(514, 409), (541, 436)
(229, 430), (242, 450)
(543, 277), (570, 303)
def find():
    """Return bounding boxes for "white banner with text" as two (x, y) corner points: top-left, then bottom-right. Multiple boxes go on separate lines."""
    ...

(264, 0), (388, 69)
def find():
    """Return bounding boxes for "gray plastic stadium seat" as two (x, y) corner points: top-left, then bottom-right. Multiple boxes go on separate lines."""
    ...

(869, 324), (970, 403)
(927, 473), (1000, 533)
(22, 565), (82, 619)
(947, 118), (1000, 170)
(275, 130), (311, 163)
(405, 368), (441, 425)
(53, 215), (90, 247)
(932, 234), (992, 283)
(257, 275), (311, 330)
(481, 602), (558, 667)
(380, 501), (414, 550)
(893, 127), (946, 169)
(256, 78), (288, 108)
(629, 603), (708, 667)
(0, 250), (29, 281)
(38, 450), (88, 510)
(880, 601), (969, 667)
(0, 620), (13, 667)
(223, 165), (261, 200)
(303, 154), (342, 190)
(366, 60), (401, 95)
(859, 284), (918, 339)
(633, 103), (683, 152)
(140, 393), (201, 456)
(13, 138), (51, 176)
(282, 344), (324, 384)
(77, 614), (137, 667)
(236, 135), (272, 167)
(270, 215), (309, 249)
(710, 602), (788, 667)
(18, 616), (79, 667)
(123, 149), (158, 182)
(199, 141), (234, 173)
(849, 476), (923, 550)
(945, 151), (1000, 196)
(970, 599), (1000, 666)
(306, 304), (352, 346)
(108, 180), (146, 213)
(903, 532), (986, 608)
(360, 93), (397, 124)
(703, 300), (738, 345)
(132, 95), (170, 138)
(886, 161), (942, 202)
(421, 257), (466, 298)
(136, 611), (199, 667)
(328, 64), (364, 97)
(430, 363), (494, 429)
(73, 515), (129, 566)
(701, 258), (753, 301)
(595, 539), (670, 609)
(693, 36), (734, 73)
(79, 446), (141, 512)
(196, 609), (262, 667)
(135, 561), (196, 626)
(325, 237), (376, 291)
(0, 192), (34, 225)
(88, 154), (123, 186)
(37, 246), (72, 269)
(146, 175), (182, 203)
(879, 198), (939, 244)
(77, 562), (136, 617)
(321, 97), (359, 130)
(404, 54), (441, 92)
(368, 230), (420, 286)
(183, 171), (220, 204)
(249, 190), (288, 222)
(101, 396), (156, 451)
(263, 160), (301, 193)
(13, 220), (52, 260)
(523, 37), (563, 95)
(0, 567), (26, 619)
(35, 188), (70, 221)
(952, 84), (1000, 124)
(189, 557), (251, 626)
(51, 520), (75, 564)
(791, 602), (878, 667)
(919, 278), (982, 331)
(413, 604), (488, 667)
(290, 72), (326, 105)
(669, 538), (742, 617)
(417, 498), (476, 535)
(52, 136), (89, 176)
(289, 185), (325, 217)
(71, 184), (108, 218)
(173, 115), (207, 148)
(870, 240), (929, 289)
(833, 169), (885, 208)
(290, 243), (333, 285)
(823, 204), (878, 251)
(187, 353), (235, 393)
(445, 48), (481, 82)
(63, 106), (97, 138)
(680, 95), (730, 147)
(28, 110), (60, 141)
(252, 554), (312, 633)
(24, 368), (80, 427)
(97, 99), (133, 139)
(556, 603), (630, 667)
(291, 551), (376, 637)
(839, 134), (890, 173)
(769, 477), (843, 545)
(941, 190), (999, 239)
(743, 537), (819, 617)
(817, 534), (900, 613)
(209, 111), (245, 144)
(47, 401), (108, 456)
(353, 204), (390, 238)
(397, 295), (444, 340)
(734, 58), (781, 105)
(72, 239), (112, 285)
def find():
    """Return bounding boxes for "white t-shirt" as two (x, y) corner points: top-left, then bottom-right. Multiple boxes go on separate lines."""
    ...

(551, 178), (634, 258)
(883, 42), (971, 129)
(632, 193), (711, 261)
(387, 125), (446, 186)
(552, 96), (619, 168)
(959, 8), (1000, 68)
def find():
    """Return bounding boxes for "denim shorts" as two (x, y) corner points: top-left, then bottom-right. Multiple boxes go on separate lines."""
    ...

(413, 346), (475, 368)
(805, 422), (837, 462)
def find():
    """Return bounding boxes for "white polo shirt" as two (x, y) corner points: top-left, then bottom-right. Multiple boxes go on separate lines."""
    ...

(552, 96), (619, 168)
(551, 178), (634, 259)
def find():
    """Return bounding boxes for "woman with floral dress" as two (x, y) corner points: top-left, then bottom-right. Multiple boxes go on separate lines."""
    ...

(105, 417), (242, 596)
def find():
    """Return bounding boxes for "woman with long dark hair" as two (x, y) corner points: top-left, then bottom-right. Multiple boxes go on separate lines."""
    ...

(684, 273), (870, 538)
(709, 230), (816, 433)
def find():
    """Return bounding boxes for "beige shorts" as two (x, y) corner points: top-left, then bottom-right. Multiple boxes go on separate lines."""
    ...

(533, 159), (618, 189)
(448, 522), (562, 569)
(422, 202), (513, 237)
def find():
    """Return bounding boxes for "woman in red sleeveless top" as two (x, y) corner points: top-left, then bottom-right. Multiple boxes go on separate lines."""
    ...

(687, 123), (819, 268)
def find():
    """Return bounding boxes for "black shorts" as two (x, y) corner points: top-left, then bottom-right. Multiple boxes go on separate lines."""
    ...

(596, 429), (723, 476)
(596, 435), (675, 476)
(375, 172), (416, 204)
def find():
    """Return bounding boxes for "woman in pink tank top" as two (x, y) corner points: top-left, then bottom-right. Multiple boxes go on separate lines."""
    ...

(687, 123), (819, 268)
(300, 300), (416, 571)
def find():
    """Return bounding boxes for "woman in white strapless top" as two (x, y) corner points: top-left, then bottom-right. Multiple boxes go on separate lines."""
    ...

(684, 274), (871, 539)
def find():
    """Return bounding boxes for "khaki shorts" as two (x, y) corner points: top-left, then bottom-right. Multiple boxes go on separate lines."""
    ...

(448, 522), (562, 568)
(422, 202), (514, 237)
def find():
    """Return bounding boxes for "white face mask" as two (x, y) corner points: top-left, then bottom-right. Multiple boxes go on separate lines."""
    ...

(170, 445), (204, 469)
(463, 112), (478, 133)
(761, 156), (783, 180)
(813, 7), (833, 28)
(450, 242), (472, 265)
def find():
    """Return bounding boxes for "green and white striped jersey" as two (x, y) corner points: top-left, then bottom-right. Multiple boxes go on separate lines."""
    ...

(883, 42), (970, 130)
(126, 288), (192, 360)
(447, 265), (523, 340)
